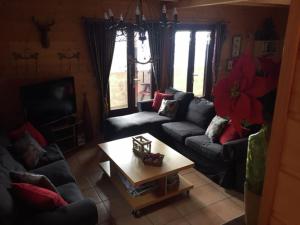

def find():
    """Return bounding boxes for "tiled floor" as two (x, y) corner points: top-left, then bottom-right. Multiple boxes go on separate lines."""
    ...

(66, 144), (244, 225)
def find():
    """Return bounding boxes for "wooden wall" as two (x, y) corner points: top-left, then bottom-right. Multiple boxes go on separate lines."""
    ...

(0, 0), (288, 136)
(259, 0), (300, 224)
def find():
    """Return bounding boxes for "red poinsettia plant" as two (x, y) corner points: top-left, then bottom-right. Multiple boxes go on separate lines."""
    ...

(213, 53), (280, 133)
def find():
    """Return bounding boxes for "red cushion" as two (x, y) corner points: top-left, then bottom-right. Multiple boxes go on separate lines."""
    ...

(9, 122), (48, 147)
(11, 183), (68, 210)
(152, 91), (173, 111)
(219, 123), (249, 144)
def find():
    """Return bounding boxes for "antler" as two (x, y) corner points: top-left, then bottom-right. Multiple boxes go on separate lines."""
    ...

(32, 17), (55, 28)
(46, 19), (55, 27)
(32, 16), (39, 26)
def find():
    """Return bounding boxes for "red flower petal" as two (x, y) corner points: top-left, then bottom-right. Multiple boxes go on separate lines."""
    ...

(246, 76), (278, 97)
(213, 78), (235, 117)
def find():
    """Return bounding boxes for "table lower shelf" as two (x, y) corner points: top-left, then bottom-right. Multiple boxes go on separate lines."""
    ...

(99, 160), (193, 211)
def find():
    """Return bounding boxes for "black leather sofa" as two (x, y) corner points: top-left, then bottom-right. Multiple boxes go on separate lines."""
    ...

(0, 132), (98, 225)
(105, 88), (250, 192)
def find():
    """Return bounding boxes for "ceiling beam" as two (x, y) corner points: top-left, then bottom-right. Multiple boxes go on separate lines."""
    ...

(175, 0), (290, 8)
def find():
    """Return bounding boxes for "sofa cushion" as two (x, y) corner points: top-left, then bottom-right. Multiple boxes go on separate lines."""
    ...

(185, 135), (223, 161)
(30, 160), (75, 186)
(10, 171), (58, 193)
(57, 183), (83, 203)
(12, 133), (46, 170)
(158, 99), (179, 119)
(165, 87), (180, 95)
(134, 111), (172, 126)
(162, 121), (205, 143)
(205, 116), (228, 142)
(106, 111), (172, 138)
(11, 183), (68, 210)
(0, 184), (14, 225)
(9, 122), (48, 147)
(186, 98), (215, 128)
(39, 144), (65, 166)
(174, 91), (194, 120)
(0, 146), (26, 188)
(152, 91), (174, 111)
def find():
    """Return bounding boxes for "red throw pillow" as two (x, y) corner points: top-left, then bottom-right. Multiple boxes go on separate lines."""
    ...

(219, 123), (249, 144)
(9, 122), (48, 147)
(11, 183), (68, 210)
(152, 91), (173, 111)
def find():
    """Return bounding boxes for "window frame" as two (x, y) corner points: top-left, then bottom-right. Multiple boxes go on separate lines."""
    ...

(170, 24), (214, 97)
(108, 27), (154, 117)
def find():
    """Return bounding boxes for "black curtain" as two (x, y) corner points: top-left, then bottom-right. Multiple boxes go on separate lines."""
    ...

(212, 22), (227, 86)
(148, 22), (164, 91)
(84, 19), (116, 126)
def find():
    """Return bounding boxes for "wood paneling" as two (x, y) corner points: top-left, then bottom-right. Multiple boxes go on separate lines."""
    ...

(176, 0), (290, 8)
(273, 172), (300, 224)
(259, 0), (300, 224)
(0, 0), (288, 135)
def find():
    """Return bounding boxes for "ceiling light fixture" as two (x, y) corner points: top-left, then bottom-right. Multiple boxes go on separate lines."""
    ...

(103, 0), (179, 43)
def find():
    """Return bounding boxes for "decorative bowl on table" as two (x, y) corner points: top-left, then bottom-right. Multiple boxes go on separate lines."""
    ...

(143, 152), (164, 167)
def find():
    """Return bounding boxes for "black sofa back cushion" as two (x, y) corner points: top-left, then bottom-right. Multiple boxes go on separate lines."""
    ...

(165, 89), (194, 120)
(174, 92), (194, 120)
(186, 98), (215, 128)
(0, 183), (14, 225)
(0, 146), (26, 188)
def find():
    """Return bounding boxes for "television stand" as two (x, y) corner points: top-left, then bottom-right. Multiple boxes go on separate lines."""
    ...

(41, 115), (85, 153)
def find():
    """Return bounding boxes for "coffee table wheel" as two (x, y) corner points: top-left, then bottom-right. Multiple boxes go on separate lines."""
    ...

(132, 209), (141, 218)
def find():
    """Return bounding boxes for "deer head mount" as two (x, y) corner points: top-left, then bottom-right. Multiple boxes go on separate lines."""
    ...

(32, 17), (55, 48)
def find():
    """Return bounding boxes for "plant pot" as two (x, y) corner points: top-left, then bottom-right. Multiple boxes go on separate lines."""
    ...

(244, 184), (261, 225)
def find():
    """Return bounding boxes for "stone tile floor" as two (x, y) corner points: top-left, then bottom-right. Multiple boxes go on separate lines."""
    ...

(66, 144), (244, 225)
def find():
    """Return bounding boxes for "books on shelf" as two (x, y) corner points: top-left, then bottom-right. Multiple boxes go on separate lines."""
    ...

(118, 173), (159, 197)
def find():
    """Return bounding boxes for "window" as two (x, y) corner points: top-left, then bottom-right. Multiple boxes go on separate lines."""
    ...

(109, 30), (152, 113)
(109, 32), (128, 110)
(173, 31), (191, 92)
(172, 29), (211, 96)
(134, 32), (152, 105)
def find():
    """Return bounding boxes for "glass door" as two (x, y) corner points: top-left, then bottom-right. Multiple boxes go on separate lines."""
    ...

(193, 31), (211, 96)
(134, 31), (152, 105)
(172, 29), (211, 96)
(109, 31), (128, 111)
(173, 31), (191, 92)
(109, 30), (153, 115)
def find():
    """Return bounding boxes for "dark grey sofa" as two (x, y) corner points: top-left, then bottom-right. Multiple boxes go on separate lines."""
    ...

(105, 88), (251, 192)
(0, 133), (98, 225)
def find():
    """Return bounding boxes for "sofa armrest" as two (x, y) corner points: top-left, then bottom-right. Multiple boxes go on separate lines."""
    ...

(222, 138), (249, 161)
(222, 137), (249, 192)
(32, 199), (98, 225)
(137, 99), (154, 112)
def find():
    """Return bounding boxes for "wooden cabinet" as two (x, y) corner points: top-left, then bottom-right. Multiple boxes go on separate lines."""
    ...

(41, 115), (85, 153)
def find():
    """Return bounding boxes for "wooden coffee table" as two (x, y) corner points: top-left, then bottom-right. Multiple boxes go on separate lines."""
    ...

(98, 133), (194, 216)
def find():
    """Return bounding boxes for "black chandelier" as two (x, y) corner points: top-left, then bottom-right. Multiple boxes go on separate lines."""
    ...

(103, 0), (179, 43)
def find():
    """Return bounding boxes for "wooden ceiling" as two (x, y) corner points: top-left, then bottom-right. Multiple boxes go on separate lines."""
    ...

(167, 0), (291, 8)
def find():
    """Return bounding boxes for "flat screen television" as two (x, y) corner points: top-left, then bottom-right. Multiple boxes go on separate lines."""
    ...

(21, 77), (77, 125)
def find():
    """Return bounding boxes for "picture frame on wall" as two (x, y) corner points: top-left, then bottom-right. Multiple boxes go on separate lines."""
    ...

(227, 59), (233, 71)
(231, 35), (242, 57)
